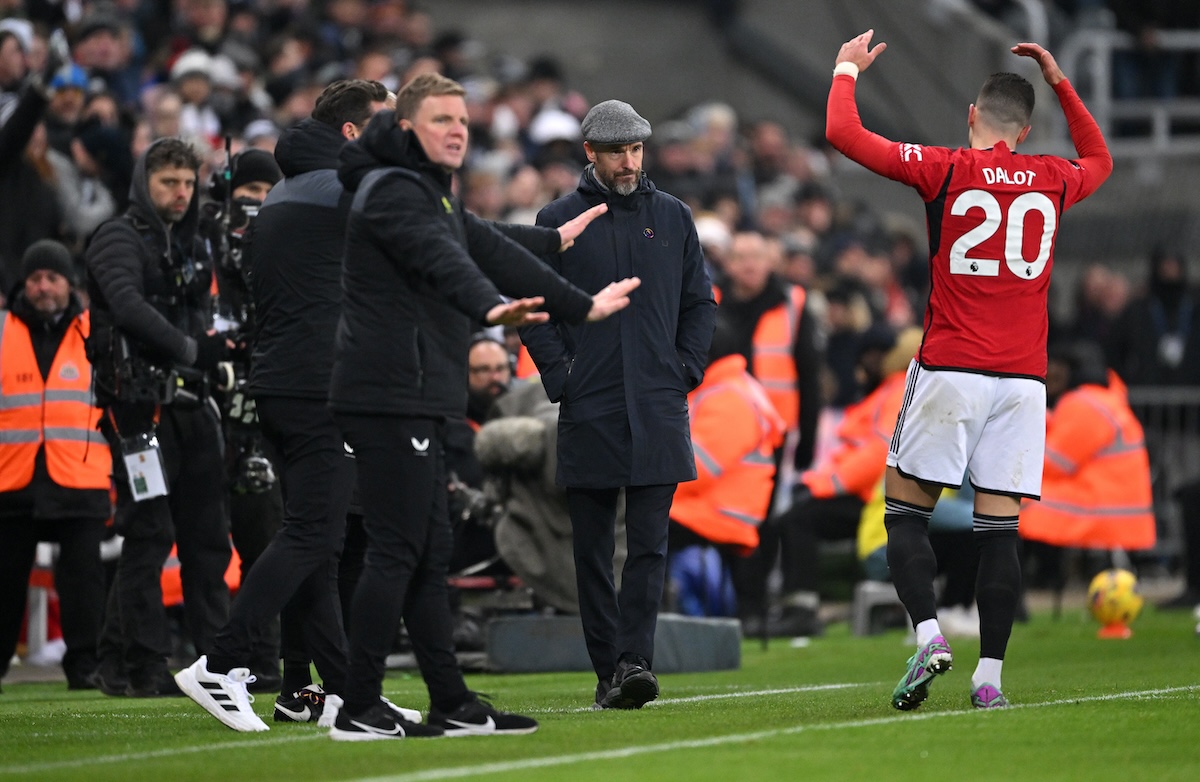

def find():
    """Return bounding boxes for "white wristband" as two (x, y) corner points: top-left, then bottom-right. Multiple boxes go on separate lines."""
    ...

(833, 62), (860, 80)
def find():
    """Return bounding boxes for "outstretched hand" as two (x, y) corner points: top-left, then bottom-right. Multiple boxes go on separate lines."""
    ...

(835, 29), (887, 72)
(485, 297), (549, 326)
(1012, 42), (1065, 86)
(587, 277), (641, 322)
(557, 203), (609, 252)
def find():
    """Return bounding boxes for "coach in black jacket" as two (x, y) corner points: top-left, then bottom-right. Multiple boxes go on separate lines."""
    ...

(520, 99), (717, 710)
(324, 73), (636, 740)
(176, 81), (394, 733)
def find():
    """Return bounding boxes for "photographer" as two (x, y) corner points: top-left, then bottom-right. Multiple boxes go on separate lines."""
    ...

(201, 147), (284, 690)
(86, 137), (232, 697)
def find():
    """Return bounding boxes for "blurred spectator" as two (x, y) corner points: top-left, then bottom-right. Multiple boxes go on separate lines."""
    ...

(0, 26), (28, 127)
(820, 278), (876, 407)
(1067, 263), (1130, 347)
(1110, 0), (1200, 102)
(1108, 246), (1200, 385)
(1, 85), (64, 298)
(170, 49), (222, 146)
(502, 164), (548, 225)
(42, 64), (89, 156)
(43, 120), (121, 249)
(69, 9), (139, 108)
(694, 212), (733, 277)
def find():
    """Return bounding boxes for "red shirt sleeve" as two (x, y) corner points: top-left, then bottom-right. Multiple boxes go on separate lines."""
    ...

(1052, 79), (1113, 205)
(825, 74), (951, 201)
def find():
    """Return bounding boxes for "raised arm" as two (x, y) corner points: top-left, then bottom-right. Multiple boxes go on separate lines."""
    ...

(1012, 42), (1113, 197)
(824, 30), (911, 183)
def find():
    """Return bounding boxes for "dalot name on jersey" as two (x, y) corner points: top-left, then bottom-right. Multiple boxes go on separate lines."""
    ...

(982, 167), (1037, 186)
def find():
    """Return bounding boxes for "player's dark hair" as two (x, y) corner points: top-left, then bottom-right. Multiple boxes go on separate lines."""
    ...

(976, 72), (1035, 130)
(312, 79), (390, 129)
(144, 137), (201, 174)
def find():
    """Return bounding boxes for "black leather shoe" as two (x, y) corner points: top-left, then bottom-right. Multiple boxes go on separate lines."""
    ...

(94, 663), (129, 697)
(602, 657), (659, 709)
(126, 669), (182, 698)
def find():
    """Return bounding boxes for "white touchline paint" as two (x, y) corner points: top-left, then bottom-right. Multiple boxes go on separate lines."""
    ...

(1, 685), (1195, 777)
(354, 686), (1200, 782)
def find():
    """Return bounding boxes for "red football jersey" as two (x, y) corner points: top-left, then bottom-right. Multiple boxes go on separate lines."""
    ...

(827, 76), (1111, 379)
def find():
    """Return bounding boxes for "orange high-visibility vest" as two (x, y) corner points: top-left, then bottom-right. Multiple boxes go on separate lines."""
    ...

(670, 355), (786, 553)
(160, 543), (242, 606)
(0, 310), (111, 492)
(1020, 374), (1156, 551)
(715, 284), (806, 430)
(801, 370), (907, 503)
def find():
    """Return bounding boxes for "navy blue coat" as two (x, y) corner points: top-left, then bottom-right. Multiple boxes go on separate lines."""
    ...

(521, 167), (716, 488)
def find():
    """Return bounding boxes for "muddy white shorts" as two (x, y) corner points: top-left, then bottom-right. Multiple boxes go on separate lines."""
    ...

(887, 361), (1045, 499)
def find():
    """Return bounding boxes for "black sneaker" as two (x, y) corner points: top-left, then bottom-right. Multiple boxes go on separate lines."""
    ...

(592, 679), (611, 711)
(274, 684), (326, 723)
(94, 662), (129, 697)
(248, 667), (283, 694)
(602, 658), (659, 709)
(126, 668), (183, 698)
(329, 702), (444, 741)
(428, 694), (538, 735)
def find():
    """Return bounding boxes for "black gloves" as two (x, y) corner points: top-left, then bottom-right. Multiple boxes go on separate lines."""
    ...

(194, 333), (230, 370)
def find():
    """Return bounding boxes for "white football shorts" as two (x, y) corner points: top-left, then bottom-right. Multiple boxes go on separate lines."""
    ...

(887, 360), (1045, 499)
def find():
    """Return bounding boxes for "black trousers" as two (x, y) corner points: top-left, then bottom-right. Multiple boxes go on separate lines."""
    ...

(99, 402), (230, 677)
(208, 396), (355, 693)
(0, 516), (107, 683)
(335, 413), (468, 716)
(567, 483), (677, 684)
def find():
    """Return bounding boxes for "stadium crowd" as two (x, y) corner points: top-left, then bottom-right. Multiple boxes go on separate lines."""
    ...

(1, 0), (1198, 707)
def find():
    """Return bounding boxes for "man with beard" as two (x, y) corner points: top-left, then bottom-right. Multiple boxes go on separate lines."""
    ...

(520, 99), (717, 710)
(0, 240), (111, 691)
(86, 138), (233, 697)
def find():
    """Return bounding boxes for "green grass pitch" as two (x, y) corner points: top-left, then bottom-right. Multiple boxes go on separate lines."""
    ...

(2, 606), (1198, 782)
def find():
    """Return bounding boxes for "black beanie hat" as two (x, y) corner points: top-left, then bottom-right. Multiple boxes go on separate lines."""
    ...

(230, 148), (282, 191)
(21, 239), (75, 284)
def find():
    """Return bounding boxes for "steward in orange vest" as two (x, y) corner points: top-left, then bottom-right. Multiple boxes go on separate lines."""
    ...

(0, 240), (112, 690)
(670, 353), (786, 553)
(1020, 344), (1156, 552)
(713, 231), (821, 473)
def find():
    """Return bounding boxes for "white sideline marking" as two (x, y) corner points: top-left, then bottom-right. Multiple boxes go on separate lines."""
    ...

(1, 685), (1195, 777)
(0, 734), (318, 775)
(353, 685), (1200, 782)
(549, 682), (868, 714)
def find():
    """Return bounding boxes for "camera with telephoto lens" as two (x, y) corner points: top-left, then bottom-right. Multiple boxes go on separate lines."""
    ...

(447, 472), (502, 528)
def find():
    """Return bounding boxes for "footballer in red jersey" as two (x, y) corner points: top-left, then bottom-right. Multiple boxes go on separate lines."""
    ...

(825, 30), (1112, 713)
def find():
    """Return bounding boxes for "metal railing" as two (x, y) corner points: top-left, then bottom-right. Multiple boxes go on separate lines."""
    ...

(1057, 28), (1200, 157)
(1126, 385), (1200, 566)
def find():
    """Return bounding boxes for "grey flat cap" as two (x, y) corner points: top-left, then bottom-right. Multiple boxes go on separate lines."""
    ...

(581, 100), (652, 146)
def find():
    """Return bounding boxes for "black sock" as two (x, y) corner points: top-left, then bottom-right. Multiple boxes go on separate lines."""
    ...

(885, 500), (937, 625)
(974, 519), (1021, 660)
(280, 660), (313, 696)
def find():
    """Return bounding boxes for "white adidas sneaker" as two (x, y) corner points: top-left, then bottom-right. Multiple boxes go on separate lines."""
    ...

(175, 655), (270, 732)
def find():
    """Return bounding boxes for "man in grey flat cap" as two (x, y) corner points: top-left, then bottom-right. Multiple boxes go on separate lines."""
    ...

(521, 99), (717, 710)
